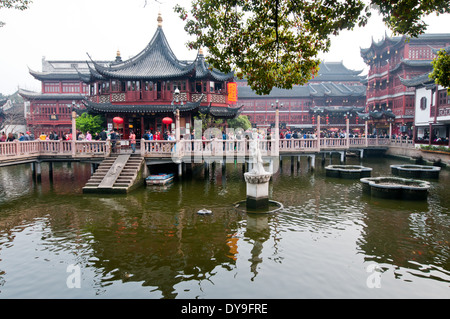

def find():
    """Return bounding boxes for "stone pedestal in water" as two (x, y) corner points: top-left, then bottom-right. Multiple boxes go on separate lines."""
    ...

(244, 172), (272, 209)
(245, 132), (273, 210)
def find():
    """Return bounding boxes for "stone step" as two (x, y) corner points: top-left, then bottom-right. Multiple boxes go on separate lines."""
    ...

(83, 155), (145, 194)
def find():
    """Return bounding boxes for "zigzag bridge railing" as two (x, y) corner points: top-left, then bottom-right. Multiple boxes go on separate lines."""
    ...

(0, 137), (413, 166)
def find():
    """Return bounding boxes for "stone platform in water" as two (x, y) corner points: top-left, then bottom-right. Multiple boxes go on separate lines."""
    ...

(325, 165), (372, 179)
(360, 176), (431, 200)
(391, 164), (441, 179)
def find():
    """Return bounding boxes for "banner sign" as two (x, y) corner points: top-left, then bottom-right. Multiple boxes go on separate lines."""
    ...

(227, 82), (238, 103)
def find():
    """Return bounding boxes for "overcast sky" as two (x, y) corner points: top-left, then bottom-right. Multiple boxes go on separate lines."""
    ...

(0, 0), (449, 95)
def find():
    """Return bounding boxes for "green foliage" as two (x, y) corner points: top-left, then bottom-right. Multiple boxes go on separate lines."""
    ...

(420, 145), (450, 153)
(175, 0), (368, 95)
(430, 48), (450, 94)
(0, 0), (32, 27)
(226, 115), (251, 130)
(0, 0), (31, 10)
(194, 112), (223, 131)
(371, 0), (450, 37)
(75, 113), (105, 134)
(174, 0), (448, 95)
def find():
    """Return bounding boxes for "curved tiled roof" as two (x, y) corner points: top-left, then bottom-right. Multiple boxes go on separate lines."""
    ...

(18, 89), (85, 101)
(83, 99), (202, 114)
(28, 68), (86, 81)
(87, 21), (234, 83)
(400, 72), (435, 88)
(310, 106), (364, 114)
(199, 103), (242, 118)
(83, 96), (241, 119)
(89, 26), (195, 81)
(194, 52), (234, 81)
(360, 34), (404, 57)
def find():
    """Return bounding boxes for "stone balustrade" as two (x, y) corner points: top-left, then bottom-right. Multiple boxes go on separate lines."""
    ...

(0, 137), (414, 163)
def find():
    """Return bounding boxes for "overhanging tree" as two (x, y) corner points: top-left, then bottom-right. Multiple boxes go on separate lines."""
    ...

(175, 0), (449, 95)
(0, 0), (32, 27)
(430, 48), (450, 94)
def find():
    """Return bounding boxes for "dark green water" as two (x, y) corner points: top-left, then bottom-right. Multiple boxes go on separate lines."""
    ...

(0, 156), (448, 298)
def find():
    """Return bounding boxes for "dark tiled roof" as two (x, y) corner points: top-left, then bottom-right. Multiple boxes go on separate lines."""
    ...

(400, 72), (434, 87)
(83, 97), (241, 119)
(310, 106), (365, 114)
(18, 89), (85, 101)
(309, 82), (366, 97)
(200, 104), (242, 118)
(87, 24), (235, 82)
(361, 33), (450, 59)
(29, 69), (85, 81)
(369, 110), (396, 119)
(237, 82), (365, 99)
(311, 62), (364, 82)
(360, 34), (404, 56)
(195, 53), (234, 81)
(83, 99), (202, 114)
(390, 59), (433, 73)
(432, 45), (450, 54)
(309, 106), (395, 120)
(88, 26), (195, 81)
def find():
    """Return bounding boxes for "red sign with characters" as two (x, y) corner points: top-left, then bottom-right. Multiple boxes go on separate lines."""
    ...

(227, 82), (238, 103)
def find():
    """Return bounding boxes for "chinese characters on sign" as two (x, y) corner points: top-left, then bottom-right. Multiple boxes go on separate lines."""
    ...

(227, 82), (237, 103)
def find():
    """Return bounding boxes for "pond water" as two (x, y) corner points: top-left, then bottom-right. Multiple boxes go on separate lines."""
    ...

(0, 155), (448, 299)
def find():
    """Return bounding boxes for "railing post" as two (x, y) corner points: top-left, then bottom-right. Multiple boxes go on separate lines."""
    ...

(346, 118), (350, 149)
(317, 115), (321, 152)
(140, 139), (145, 156)
(71, 110), (76, 157)
(14, 140), (19, 156)
(365, 121), (368, 147)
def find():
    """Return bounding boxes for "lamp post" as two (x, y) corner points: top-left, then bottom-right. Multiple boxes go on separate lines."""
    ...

(271, 100), (283, 155)
(70, 101), (79, 156)
(271, 100), (283, 137)
(172, 87), (183, 141)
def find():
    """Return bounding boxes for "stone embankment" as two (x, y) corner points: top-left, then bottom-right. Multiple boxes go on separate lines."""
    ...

(386, 145), (449, 168)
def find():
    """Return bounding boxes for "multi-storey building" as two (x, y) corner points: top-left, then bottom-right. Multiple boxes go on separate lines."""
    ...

(401, 46), (450, 145)
(238, 61), (367, 134)
(360, 33), (450, 136)
(19, 58), (110, 137)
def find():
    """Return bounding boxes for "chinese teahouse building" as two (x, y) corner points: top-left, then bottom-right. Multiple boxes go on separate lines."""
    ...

(20, 13), (239, 139)
(360, 33), (450, 136)
(82, 13), (238, 139)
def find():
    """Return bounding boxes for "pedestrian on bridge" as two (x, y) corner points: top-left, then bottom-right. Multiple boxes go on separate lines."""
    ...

(130, 130), (136, 153)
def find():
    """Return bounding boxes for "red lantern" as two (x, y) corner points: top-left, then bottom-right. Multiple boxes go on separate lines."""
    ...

(162, 117), (173, 125)
(113, 117), (124, 124)
(162, 117), (173, 131)
(326, 115), (329, 125)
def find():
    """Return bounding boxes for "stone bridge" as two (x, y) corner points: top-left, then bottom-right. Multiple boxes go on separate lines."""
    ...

(0, 137), (413, 167)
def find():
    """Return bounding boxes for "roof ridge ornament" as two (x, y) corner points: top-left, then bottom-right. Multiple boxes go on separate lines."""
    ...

(157, 12), (163, 27)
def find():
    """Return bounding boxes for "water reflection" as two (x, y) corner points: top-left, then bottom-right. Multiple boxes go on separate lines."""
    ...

(0, 157), (449, 298)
